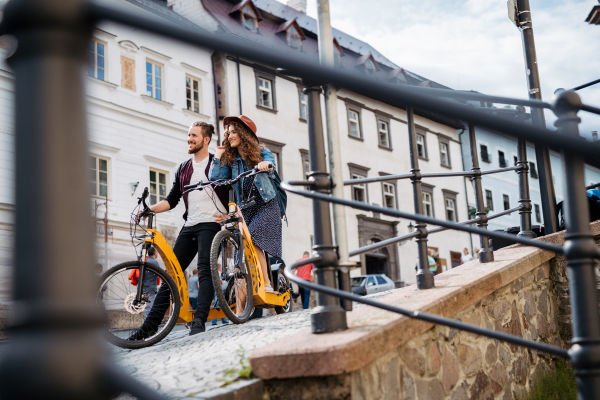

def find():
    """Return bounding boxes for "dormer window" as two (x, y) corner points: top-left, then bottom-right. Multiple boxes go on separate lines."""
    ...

(365, 59), (376, 77)
(287, 25), (301, 49)
(242, 4), (257, 32)
(389, 68), (409, 85)
(333, 38), (344, 66)
(229, 1), (262, 33)
(276, 18), (306, 50)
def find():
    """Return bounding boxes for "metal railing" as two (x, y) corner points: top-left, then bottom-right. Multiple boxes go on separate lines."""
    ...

(1, 1), (600, 399)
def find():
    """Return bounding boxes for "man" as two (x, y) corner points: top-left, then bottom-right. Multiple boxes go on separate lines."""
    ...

(294, 251), (314, 310)
(461, 248), (474, 264)
(428, 248), (438, 274)
(143, 247), (161, 320)
(188, 268), (199, 311)
(130, 121), (228, 339)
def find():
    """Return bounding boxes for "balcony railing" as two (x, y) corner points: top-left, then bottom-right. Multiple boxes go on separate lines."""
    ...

(1, 1), (600, 399)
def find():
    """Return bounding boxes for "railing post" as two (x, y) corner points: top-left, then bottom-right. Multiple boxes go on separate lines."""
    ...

(552, 90), (600, 400)
(467, 123), (494, 262)
(303, 84), (347, 333)
(514, 109), (536, 238)
(407, 106), (434, 289)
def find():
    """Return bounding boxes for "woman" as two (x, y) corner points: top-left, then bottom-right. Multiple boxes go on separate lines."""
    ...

(209, 115), (281, 292)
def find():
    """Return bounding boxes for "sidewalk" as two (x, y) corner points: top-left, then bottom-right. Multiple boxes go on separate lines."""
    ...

(112, 309), (312, 399)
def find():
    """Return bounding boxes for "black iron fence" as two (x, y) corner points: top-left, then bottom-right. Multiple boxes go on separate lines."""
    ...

(1, 0), (600, 399)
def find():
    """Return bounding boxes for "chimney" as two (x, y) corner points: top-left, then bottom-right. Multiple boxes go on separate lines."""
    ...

(593, 131), (598, 141)
(287, 0), (307, 13)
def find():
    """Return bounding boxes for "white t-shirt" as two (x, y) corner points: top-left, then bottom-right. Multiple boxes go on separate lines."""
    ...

(185, 156), (226, 226)
(461, 253), (474, 264)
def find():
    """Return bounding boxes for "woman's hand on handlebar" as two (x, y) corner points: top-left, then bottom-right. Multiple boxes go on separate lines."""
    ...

(213, 213), (228, 223)
(257, 161), (273, 171)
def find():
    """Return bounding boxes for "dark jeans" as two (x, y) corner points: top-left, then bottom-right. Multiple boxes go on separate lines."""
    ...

(189, 297), (197, 311)
(144, 222), (220, 330)
(299, 285), (311, 309)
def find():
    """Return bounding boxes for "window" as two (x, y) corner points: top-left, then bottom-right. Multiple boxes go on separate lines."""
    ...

(367, 276), (376, 286)
(287, 25), (302, 49)
(439, 141), (450, 167)
(146, 60), (163, 100)
(416, 134), (427, 159)
(186, 75), (201, 114)
(347, 109), (361, 139)
(87, 38), (106, 80)
(382, 182), (396, 209)
(530, 161), (538, 179)
(514, 156), (518, 166)
(376, 276), (386, 285)
(480, 144), (491, 163)
(498, 151), (507, 168)
(300, 149), (310, 178)
(260, 138), (285, 179)
(258, 77), (272, 109)
(443, 189), (458, 222)
(422, 192), (433, 217)
(241, 4), (257, 32)
(365, 59), (377, 77)
(534, 204), (541, 223)
(349, 164), (369, 203)
(503, 194), (510, 211)
(485, 189), (494, 211)
(299, 90), (308, 121)
(377, 118), (391, 148)
(149, 169), (168, 205)
(445, 198), (456, 221)
(90, 155), (109, 198)
(352, 174), (366, 202)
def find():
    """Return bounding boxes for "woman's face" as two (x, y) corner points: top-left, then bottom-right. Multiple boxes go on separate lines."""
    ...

(227, 126), (242, 148)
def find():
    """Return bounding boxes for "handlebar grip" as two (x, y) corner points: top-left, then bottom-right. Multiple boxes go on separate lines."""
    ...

(142, 187), (149, 198)
(183, 183), (196, 191)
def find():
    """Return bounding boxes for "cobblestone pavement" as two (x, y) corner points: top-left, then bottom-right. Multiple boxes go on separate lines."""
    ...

(112, 309), (312, 399)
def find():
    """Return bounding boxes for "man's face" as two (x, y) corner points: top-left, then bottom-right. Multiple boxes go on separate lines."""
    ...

(464, 249), (468, 255)
(188, 126), (207, 154)
(428, 249), (433, 256)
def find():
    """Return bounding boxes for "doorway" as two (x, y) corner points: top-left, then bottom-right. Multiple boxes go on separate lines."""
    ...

(450, 251), (462, 268)
(366, 254), (387, 275)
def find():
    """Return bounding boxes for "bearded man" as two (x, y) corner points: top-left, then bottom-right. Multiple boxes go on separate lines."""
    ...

(130, 121), (228, 338)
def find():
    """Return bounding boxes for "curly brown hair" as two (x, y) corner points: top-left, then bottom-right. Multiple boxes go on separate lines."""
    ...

(220, 120), (264, 167)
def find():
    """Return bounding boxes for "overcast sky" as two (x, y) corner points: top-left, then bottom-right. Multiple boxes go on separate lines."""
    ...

(305, 0), (600, 138)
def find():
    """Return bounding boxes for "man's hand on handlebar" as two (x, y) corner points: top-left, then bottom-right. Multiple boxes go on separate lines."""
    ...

(257, 161), (273, 171)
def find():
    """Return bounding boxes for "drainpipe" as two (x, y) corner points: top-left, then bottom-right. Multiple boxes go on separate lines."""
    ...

(237, 55), (242, 115)
(317, 0), (351, 309)
(458, 127), (474, 255)
(211, 52), (221, 146)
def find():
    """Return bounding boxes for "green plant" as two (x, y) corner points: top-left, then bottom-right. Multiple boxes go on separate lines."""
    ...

(522, 360), (577, 400)
(219, 347), (254, 386)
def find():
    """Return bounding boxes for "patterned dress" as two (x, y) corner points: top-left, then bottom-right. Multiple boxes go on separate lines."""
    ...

(239, 161), (282, 258)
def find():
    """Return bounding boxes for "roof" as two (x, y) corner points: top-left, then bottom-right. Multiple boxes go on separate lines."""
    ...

(586, 5), (600, 24)
(95, 0), (210, 33)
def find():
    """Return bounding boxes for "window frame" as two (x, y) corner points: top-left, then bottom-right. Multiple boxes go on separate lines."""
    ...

(379, 172), (398, 210)
(442, 189), (458, 222)
(438, 136), (451, 168)
(534, 203), (541, 223)
(346, 104), (363, 140)
(485, 189), (494, 211)
(88, 37), (107, 81)
(498, 150), (507, 168)
(415, 129), (429, 161)
(149, 168), (169, 206)
(146, 59), (164, 101)
(241, 4), (258, 32)
(349, 163), (370, 203)
(286, 25), (302, 49)
(503, 193), (510, 211)
(376, 115), (392, 150)
(421, 183), (435, 217)
(480, 144), (491, 163)
(254, 70), (277, 112)
(300, 149), (310, 179)
(259, 137), (285, 179)
(185, 74), (202, 114)
(365, 58), (377, 77)
(298, 89), (308, 122)
(529, 161), (538, 179)
(89, 154), (110, 199)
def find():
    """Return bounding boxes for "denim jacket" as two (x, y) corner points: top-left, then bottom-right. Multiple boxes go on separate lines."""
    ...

(208, 148), (277, 205)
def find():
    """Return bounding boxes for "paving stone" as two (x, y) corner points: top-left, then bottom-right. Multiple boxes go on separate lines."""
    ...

(402, 366), (415, 400)
(457, 343), (481, 377)
(522, 291), (536, 320)
(428, 344), (441, 374)
(535, 314), (549, 338)
(510, 355), (529, 385)
(489, 362), (508, 395)
(469, 371), (494, 400)
(449, 383), (468, 400)
(502, 302), (523, 353)
(484, 344), (497, 366)
(402, 347), (426, 376)
(489, 299), (511, 321)
(415, 379), (443, 400)
(538, 289), (549, 317)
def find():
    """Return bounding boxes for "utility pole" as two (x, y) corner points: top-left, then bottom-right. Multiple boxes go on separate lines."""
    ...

(511, 0), (558, 234)
(316, 0), (352, 309)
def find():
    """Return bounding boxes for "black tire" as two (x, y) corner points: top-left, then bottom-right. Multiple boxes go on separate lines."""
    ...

(97, 261), (181, 349)
(275, 269), (292, 314)
(210, 230), (254, 323)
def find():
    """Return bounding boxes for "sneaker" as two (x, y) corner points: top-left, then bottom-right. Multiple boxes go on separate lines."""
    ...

(211, 320), (217, 326)
(127, 326), (156, 341)
(189, 320), (206, 336)
(265, 285), (277, 293)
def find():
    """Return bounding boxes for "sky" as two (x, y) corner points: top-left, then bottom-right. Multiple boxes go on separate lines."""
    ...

(304, 0), (600, 138)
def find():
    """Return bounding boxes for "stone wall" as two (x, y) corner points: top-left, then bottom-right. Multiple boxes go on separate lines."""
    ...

(253, 225), (600, 400)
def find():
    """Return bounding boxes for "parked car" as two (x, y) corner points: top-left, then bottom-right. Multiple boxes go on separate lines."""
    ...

(351, 274), (395, 296)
